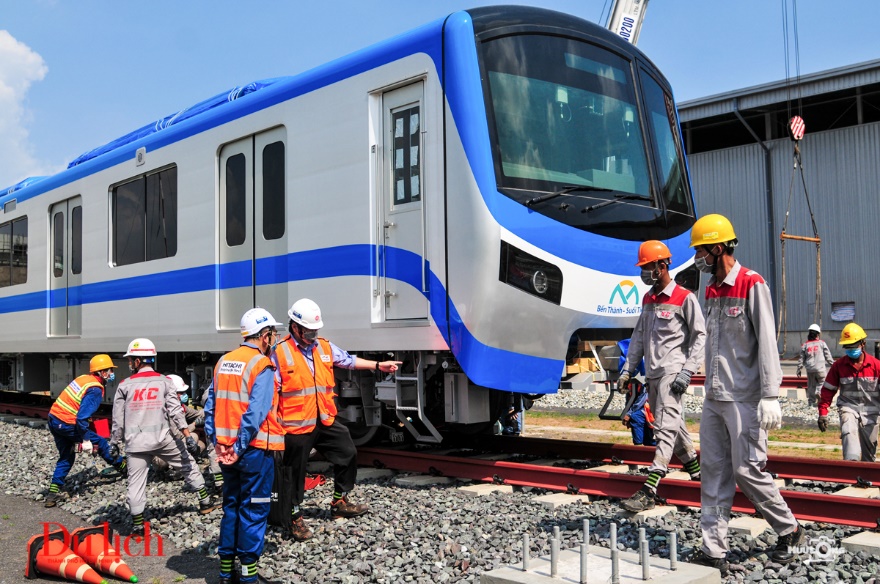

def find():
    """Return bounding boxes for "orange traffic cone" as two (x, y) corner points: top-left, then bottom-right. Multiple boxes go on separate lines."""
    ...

(72, 526), (139, 583)
(25, 529), (107, 583)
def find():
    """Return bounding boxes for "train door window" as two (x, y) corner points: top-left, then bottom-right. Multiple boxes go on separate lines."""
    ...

(640, 70), (691, 215)
(262, 141), (285, 240)
(53, 213), (64, 278)
(226, 154), (247, 247)
(71, 206), (82, 275)
(112, 166), (177, 266)
(392, 107), (421, 204)
(11, 217), (27, 285)
(0, 222), (10, 286)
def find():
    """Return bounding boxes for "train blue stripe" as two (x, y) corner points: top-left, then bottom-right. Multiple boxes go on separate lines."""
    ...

(21, 244), (559, 393)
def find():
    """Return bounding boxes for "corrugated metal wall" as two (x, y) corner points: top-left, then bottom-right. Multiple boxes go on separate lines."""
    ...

(687, 121), (880, 356)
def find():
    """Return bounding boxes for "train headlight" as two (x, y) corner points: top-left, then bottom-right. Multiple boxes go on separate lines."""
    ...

(499, 242), (563, 304)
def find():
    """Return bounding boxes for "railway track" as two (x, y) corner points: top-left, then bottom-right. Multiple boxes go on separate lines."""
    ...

(357, 436), (880, 529)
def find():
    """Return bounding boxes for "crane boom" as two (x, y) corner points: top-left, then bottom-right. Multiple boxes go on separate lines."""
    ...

(605, 0), (650, 46)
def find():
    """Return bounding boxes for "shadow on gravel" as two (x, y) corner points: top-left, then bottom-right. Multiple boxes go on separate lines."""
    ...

(167, 552), (217, 583)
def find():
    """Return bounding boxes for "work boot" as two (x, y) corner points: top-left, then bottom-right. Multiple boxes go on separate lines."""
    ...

(330, 496), (369, 518)
(199, 497), (222, 515)
(44, 492), (60, 508)
(689, 472), (701, 482)
(620, 487), (656, 513)
(689, 549), (729, 574)
(289, 516), (313, 541)
(770, 523), (805, 564)
(218, 573), (240, 584)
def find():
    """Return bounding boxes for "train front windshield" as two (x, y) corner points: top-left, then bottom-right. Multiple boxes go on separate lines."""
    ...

(481, 34), (693, 238)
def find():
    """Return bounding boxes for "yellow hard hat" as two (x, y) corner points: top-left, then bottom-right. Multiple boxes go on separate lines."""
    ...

(690, 214), (737, 248)
(90, 354), (117, 373)
(635, 240), (671, 267)
(839, 323), (867, 346)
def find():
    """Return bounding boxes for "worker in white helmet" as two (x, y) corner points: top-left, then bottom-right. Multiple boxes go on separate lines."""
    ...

(110, 338), (219, 536)
(796, 324), (833, 407)
(275, 298), (402, 542)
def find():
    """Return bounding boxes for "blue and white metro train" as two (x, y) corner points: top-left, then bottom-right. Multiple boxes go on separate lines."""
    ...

(0, 6), (697, 443)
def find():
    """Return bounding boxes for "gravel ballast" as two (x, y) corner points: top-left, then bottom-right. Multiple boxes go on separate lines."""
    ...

(1, 411), (875, 583)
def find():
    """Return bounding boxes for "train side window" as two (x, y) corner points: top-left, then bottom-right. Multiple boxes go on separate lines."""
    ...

(226, 154), (246, 247)
(262, 141), (285, 240)
(71, 206), (82, 275)
(53, 213), (64, 278)
(0, 217), (27, 287)
(112, 165), (177, 266)
(146, 167), (177, 260)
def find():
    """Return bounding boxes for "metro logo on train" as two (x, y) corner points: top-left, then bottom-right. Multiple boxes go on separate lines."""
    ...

(595, 280), (642, 315)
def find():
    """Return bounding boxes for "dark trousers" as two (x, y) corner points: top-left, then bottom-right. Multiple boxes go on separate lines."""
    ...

(48, 414), (122, 486)
(282, 421), (357, 507)
(219, 447), (274, 565)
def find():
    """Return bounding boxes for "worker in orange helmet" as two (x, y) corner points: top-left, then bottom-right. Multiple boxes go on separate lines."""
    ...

(618, 240), (705, 513)
(818, 322), (880, 461)
(45, 354), (127, 507)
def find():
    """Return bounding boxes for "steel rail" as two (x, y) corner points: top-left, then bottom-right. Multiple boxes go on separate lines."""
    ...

(690, 374), (806, 389)
(443, 434), (880, 485)
(358, 446), (880, 528)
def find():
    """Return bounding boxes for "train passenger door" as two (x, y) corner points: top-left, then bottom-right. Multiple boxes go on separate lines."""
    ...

(219, 128), (288, 330)
(379, 83), (428, 321)
(48, 197), (82, 337)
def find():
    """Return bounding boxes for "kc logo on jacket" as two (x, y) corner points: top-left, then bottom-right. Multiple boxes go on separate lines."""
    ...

(132, 388), (159, 401)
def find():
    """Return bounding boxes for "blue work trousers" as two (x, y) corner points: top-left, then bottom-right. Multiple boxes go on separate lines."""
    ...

(628, 410), (656, 446)
(218, 446), (274, 565)
(48, 415), (121, 486)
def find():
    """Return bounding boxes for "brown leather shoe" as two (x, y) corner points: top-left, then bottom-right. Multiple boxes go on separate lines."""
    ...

(289, 516), (313, 541)
(330, 496), (369, 518)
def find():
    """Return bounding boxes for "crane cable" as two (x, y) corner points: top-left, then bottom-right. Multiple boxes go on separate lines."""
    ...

(777, 0), (821, 354)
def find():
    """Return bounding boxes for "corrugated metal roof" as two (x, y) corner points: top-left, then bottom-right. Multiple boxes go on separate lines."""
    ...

(678, 58), (880, 122)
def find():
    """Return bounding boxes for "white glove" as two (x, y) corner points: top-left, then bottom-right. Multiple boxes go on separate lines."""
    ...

(78, 440), (94, 454)
(757, 398), (782, 430)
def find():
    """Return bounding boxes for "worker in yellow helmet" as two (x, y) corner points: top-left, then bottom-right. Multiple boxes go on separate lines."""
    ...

(687, 214), (804, 573)
(45, 354), (127, 507)
(818, 323), (880, 461)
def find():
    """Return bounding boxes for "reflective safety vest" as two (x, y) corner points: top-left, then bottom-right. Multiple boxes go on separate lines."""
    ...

(49, 374), (104, 425)
(276, 336), (337, 434)
(213, 345), (284, 451)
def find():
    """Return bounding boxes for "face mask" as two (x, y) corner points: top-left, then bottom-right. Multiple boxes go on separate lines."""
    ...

(302, 329), (318, 344)
(640, 269), (656, 286)
(178, 393), (189, 404)
(694, 254), (714, 274)
(106, 372), (115, 383)
(846, 348), (863, 359)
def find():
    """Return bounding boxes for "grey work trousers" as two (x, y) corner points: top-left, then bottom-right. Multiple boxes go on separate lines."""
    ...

(839, 407), (879, 462)
(806, 371), (825, 400)
(699, 399), (798, 558)
(127, 435), (205, 515)
(647, 373), (697, 474)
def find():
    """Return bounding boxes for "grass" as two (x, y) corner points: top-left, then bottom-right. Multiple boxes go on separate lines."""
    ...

(527, 409), (844, 460)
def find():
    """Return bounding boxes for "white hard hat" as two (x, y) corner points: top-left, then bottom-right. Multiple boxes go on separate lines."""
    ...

(240, 307), (282, 337)
(808, 323), (821, 333)
(288, 298), (324, 330)
(124, 338), (157, 357)
(167, 374), (188, 393)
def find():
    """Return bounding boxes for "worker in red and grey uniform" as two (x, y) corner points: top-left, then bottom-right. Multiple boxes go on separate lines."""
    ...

(110, 338), (219, 535)
(797, 324), (833, 406)
(818, 322), (880, 461)
(618, 240), (705, 513)
(687, 214), (804, 574)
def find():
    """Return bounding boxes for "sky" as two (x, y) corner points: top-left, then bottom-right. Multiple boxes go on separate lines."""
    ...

(1, 0), (879, 189)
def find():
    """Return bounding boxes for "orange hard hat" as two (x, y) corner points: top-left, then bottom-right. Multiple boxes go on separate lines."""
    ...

(635, 240), (672, 267)
(89, 354), (117, 373)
